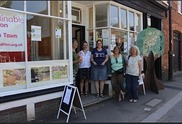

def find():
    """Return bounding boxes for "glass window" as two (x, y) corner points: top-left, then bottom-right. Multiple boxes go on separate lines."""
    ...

(72, 7), (82, 24)
(129, 11), (134, 31)
(51, 1), (63, 17)
(120, 9), (127, 29)
(0, 1), (24, 11)
(111, 29), (127, 53)
(95, 4), (108, 27)
(88, 30), (94, 51)
(110, 5), (119, 27)
(129, 32), (136, 47)
(136, 14), (141, 32)
(27, 15), (68, 61)
(27, 1), (48, 15)
(89, 7), (93, 28)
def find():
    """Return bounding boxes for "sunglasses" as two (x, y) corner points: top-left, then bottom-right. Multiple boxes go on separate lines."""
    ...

(115, 58), (118, 63)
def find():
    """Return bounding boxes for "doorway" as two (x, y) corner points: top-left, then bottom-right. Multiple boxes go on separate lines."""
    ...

(173, 32), (181, 71)
(72, 25), (85, 52)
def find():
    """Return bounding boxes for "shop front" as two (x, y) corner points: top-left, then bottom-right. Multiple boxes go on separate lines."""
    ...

(0, 1), (73, 121)
(0, 0), (167, 121)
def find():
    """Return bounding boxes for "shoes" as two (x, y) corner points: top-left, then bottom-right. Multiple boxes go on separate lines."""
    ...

(129, 99), (133, 102)
(122, 93), (125, 101)
(133, 99), (138, 103)
(80, 92), (83, 95)
(100, 93), (104, 98)
(118, 97), (122, 102)
(96, 93), (100, 98)
(85, 91), (88, 96)
(120, 91), (125, 101)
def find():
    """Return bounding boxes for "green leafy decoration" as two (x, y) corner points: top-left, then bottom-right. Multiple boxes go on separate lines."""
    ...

(136, 27), (165, 58)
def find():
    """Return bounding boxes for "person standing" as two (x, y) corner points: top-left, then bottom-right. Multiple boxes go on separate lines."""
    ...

(91, 39), (108, 98)
(78, 41), (91, 95)
(72, 38), (79, 75)
(110, 46), (126, 101)
(72, 38), (80, 90)
(125, 45), (142, 103)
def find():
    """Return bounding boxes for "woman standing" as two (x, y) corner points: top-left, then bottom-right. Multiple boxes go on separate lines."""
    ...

(91, 39), (108, 98)
(72, 38), (80, 90)
(125, 45), (142, 103)
(78, 41), (91, 95)
(72, 38), (79, 75)
(110, 46), (125, 101)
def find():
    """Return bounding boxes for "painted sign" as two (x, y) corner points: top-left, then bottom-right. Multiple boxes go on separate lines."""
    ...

(0, 9), (25, 52)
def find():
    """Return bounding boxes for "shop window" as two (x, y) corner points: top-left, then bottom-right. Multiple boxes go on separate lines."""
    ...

(27, 1), (48, 15)
(89, 7), (93, 28)
(88, 30), (94, 51)
(136, 14), (141, 32)
(120, 9), (127, 29)
(129, 11), (134, 31)
(0, 1), (24, 11)
(95, 4), (108, 27)
(110, 5), (119, 28)
(111, 29), (127, 53)
(27, 15), (68, 61)
(72, 7), (82, 24)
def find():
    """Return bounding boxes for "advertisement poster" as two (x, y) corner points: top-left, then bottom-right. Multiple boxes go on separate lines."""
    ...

(3, 68), (26, 87)
(0, 9), (25, 52)
(31, 25), (41, 41)
(31, 67), (50, 83)
(52, 65), (68, 79)
(102, 29), (108, 38)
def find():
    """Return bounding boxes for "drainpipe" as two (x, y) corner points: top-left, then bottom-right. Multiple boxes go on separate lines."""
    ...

(168, 0), (173, 80)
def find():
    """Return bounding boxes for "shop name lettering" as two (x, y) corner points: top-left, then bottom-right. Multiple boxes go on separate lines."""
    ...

(0, 33), (17, 38)
(0, 14), (24, 28)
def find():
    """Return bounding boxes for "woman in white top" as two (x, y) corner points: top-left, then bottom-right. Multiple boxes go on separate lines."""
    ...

(125, 45), (142, 103)
(78, 41), (91, 95)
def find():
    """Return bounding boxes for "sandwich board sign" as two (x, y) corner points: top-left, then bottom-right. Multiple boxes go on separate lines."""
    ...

(57, 84), (87, 123)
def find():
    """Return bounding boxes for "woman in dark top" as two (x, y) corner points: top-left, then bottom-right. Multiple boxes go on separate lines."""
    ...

(91, 39), (108, 98)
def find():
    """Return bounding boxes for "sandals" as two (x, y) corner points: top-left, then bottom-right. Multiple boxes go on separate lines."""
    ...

(96, 93), (100, 98)
(100, 93), (104, 98)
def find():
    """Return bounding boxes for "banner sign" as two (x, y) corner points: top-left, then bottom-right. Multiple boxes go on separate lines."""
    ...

(0, 9), (25, 52)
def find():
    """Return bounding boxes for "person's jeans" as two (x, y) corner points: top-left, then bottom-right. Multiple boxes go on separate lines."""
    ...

(126, 74), (139, 99)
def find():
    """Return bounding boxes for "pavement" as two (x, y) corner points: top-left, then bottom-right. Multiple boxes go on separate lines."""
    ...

(41, 71), (182, 123)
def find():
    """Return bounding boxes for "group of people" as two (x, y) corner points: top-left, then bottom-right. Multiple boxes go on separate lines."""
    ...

(72, 38), (143, 103)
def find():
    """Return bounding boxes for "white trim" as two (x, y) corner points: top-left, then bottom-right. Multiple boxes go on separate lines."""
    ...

(162, 1), (169, 5)
(178, 1), (182, 14)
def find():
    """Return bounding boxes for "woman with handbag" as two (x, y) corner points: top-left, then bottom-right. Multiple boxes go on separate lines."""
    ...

(110, 46), (126, 102)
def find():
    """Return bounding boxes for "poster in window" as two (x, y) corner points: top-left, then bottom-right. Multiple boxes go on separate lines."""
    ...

(31, 25), (41, 41)
(3, 68), (26, 87)
(0, 9), (25, 52)
(31, 66), (50, 83)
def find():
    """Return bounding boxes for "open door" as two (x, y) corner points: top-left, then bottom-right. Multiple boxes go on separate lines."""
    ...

(72, 25), (85, 52)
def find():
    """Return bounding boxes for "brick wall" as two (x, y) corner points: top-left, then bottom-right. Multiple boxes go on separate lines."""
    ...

(0, 106), (27, 122)
(162, 1), (182, 80)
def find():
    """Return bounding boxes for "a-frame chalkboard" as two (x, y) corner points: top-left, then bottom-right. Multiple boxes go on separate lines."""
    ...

(57, 85), (87, 123)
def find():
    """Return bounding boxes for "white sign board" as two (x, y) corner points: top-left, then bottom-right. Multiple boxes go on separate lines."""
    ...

(31, 25), (41, 41)
(0, 10), (25, 52)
